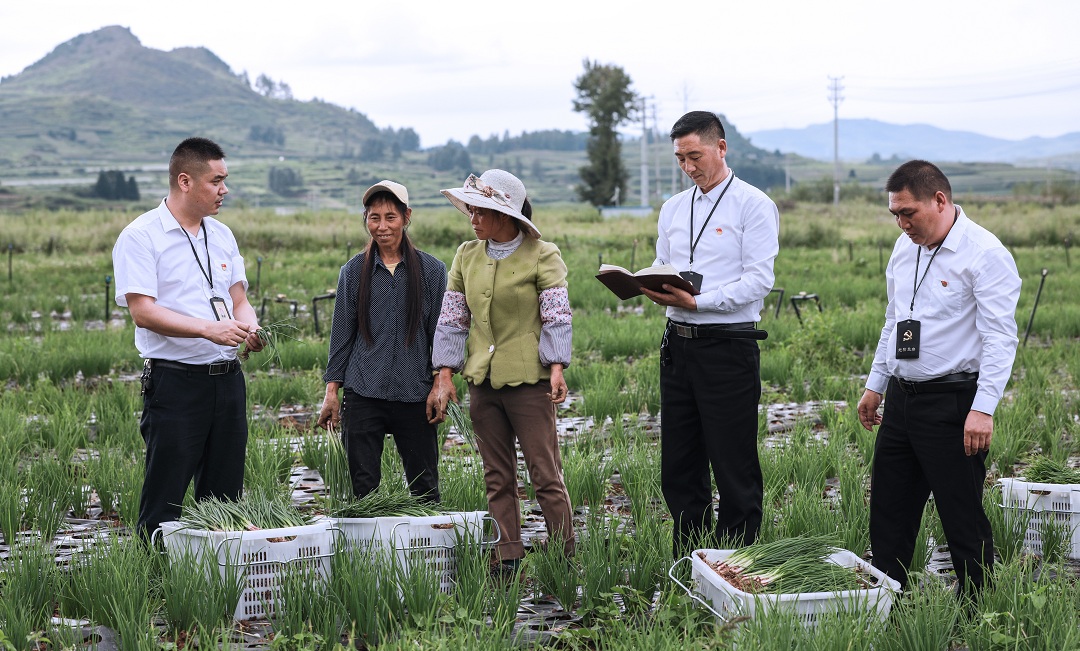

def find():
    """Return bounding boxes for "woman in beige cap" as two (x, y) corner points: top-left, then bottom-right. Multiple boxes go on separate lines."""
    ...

(318, 181), (447, 502)
(427, 169), (574, 575)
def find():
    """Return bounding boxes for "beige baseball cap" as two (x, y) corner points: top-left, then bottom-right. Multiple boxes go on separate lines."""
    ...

(362, 180), (409, 208)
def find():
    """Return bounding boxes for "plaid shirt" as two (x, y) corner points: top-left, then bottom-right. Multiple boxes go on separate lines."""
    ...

(324, 248), (446, 402)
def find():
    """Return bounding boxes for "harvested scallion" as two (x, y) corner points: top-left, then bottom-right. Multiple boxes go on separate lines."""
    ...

(446, 400), (478, 448)
(1022, 454), (1080, 484)
(178, 487), (311, 531)
(330, 483), (441, 519)
(239, 318), (299, 368)
(700, 534), (867, 594)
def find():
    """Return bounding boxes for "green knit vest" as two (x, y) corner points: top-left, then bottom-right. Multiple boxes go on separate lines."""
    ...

(449, 237), (564, 389)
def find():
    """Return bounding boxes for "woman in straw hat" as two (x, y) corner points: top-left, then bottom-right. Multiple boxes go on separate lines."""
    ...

(318, 180), (447, 502)
(427, 169), (574, 575)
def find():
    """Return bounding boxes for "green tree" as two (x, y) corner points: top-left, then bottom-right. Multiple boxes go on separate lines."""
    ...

(427, 141), (472, 172)
(572, 60), (636, 206)
(92, 170), (139, 200)
(268, 166), (304, 196)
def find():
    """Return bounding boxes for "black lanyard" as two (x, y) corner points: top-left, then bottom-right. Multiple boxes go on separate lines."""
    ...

(909, 245), (942, 314)
(688, 173), (735, 268)
(182, 222), (214, 292)
(909, 212), (957, 314)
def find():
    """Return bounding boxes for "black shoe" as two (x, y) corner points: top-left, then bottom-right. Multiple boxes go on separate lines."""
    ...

(491, 558), (522, 580)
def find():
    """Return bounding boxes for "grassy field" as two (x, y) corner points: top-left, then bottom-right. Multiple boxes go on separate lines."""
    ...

(0, 200), (1078, 649)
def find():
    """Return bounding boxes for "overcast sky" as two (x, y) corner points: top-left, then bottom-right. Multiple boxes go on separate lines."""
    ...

(3, 0), (1079, 148)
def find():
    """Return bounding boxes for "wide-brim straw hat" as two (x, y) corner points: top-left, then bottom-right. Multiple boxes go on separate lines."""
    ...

(441, 169), (541, 239)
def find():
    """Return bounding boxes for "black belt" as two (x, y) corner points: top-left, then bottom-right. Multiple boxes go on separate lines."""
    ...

(893, 372), (978, 394)
(668, 320), (768, 340)
(151, 358), (241, 376)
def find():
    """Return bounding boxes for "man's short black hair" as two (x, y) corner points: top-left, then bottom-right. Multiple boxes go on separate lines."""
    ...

(886, 159), (952, 203)
(670, 111), (725, 143)
(170, 137), (226, 189)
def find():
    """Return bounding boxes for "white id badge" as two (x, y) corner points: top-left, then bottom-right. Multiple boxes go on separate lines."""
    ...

(210, 296), (231, 321)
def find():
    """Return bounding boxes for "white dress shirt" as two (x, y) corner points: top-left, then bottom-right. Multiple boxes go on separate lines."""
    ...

(866, 206), (1021, 415)
(112, 198), (249, 364)
(653, 172), (780, 324)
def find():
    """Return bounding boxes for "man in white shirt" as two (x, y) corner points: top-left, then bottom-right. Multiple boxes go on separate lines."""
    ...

(858, 159), (1021, 595)
(642, 111), (779, 555)
(113, 137), (264, 539)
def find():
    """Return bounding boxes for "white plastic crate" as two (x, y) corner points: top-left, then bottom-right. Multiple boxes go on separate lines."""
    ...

(999, 477), (1080, 560)
(157, 519), (334, 621)
(329, 515), (405, 552)
(678, 549), (900, 627)
(392, 511), (486, 593)
(331, 511), (487, 593)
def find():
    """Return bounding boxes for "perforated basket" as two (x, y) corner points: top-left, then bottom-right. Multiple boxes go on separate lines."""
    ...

(331, 511), (488, 593)
(329, 515), (405, 552)
(391, 511), (487, 593)
(671, 548), (900, 627)
(999, 477), (1080, 560)
(157, 519), (334, 621)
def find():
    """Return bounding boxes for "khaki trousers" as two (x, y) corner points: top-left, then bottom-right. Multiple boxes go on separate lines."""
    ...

(469, 380), (575, 561)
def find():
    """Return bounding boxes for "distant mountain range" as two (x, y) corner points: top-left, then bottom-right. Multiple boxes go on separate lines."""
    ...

(0, 25), (393, 166)
(747, 119), (1080, 168)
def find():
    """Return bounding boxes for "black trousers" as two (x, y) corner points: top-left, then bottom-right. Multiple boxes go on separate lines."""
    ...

(660, 329), (763, 557)
(340, 390), (440, 501)
(870, 377), (992, 592)
(137, 364), (247, 539)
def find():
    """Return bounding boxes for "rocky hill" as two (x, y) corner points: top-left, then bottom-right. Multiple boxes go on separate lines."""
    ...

(0, 26), (390, 166)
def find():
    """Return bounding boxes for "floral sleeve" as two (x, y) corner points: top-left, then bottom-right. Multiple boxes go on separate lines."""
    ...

(432, 290), (469, 371)
(539, 286), (571, 367)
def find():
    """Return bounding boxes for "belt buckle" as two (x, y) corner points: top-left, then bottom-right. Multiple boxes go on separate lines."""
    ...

(897, 377), (918, 394)
(674, 324), (695, 338)
(208, 361), (229, 376)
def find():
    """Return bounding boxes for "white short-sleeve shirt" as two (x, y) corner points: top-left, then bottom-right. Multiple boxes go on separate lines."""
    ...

(112, 198), (249, 364)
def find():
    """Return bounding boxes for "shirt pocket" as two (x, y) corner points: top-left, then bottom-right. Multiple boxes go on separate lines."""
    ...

(921, 280), (961, 319)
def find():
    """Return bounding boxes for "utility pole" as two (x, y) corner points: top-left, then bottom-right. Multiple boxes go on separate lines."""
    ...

(640, 95), (651, 207)
(828, 76), (844, 208)
(670, 84), (695, 196)
(652, 101), (662, 202)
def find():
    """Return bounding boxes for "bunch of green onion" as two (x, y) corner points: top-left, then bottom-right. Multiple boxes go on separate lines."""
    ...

(240, 318), (299, 367)
(445, 400), (478, 448)
(330, 483), (442, 519)
(178, 487), (312, 532)
(1022, 455), (1080, 484)
(703, 535), (866, 594)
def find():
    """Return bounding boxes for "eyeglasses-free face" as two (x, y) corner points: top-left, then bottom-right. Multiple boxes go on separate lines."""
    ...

(365, 197), (411, 255)
(468, 205), (518, 242)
